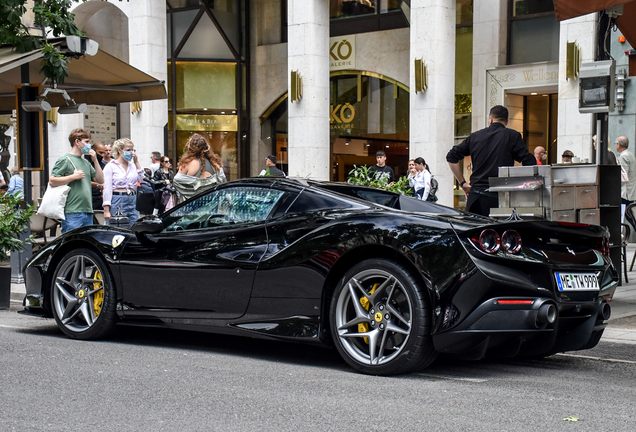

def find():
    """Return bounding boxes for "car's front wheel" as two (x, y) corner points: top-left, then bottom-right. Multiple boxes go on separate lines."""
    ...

(51, 248), (117, 340)
(330, 259), (437, 375)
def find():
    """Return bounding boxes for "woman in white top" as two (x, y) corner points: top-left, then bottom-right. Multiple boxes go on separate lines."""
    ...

(413, 157), (431, 201)
(102, 138), (144, 227)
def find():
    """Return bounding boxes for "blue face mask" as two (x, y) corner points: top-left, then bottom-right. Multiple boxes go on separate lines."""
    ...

(81, 143), (92, 155)
(123, 151), (133, 161)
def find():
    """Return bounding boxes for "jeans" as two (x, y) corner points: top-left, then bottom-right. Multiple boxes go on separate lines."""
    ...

(62, 212), (94, 233)
(107, 194), (140, 228)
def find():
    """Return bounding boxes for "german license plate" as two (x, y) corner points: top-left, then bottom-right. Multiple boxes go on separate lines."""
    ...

(555, 272), (600, 291)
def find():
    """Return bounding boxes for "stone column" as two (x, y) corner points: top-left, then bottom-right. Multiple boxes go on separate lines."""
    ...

(126, 0), (168, 162)
(472, 0), (508, 129)
(287, 0), (330, 180)
(557, 14), (597, 161)
(410, 0), (456, 206)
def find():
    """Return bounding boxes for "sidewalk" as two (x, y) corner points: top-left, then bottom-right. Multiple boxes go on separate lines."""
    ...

(9, 248), (636, 344)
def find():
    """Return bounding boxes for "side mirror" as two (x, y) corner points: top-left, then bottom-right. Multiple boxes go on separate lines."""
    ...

(131, 216), (164, 234)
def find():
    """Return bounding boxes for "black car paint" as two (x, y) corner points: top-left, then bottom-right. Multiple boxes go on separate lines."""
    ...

(22, 178), (618, 360)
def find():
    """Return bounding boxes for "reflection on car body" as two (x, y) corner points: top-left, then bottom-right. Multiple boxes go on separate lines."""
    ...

(20, 178), (618, 375)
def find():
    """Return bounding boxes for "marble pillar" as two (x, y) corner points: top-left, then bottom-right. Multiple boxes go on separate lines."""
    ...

(472, 0), (508, 130)
(287, 0), (330, 180)
(410, 0), (456, 206)
(557, 14), (597, 161)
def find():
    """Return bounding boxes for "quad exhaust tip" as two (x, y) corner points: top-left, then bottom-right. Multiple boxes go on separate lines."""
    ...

(601, 302), (611, 321)
(536, 303), (557, 326)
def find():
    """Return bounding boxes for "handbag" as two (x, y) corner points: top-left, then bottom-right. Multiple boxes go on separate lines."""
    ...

(37, 157), (77, 220)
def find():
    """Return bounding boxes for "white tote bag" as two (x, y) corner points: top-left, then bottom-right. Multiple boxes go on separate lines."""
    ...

(37, 157), (77, 220)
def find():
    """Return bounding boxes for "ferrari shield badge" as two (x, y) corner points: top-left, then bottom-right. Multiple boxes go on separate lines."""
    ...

(112, 235), (125, 249)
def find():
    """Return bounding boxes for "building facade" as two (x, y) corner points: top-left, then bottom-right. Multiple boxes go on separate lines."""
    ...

(4, 0), (630, 208)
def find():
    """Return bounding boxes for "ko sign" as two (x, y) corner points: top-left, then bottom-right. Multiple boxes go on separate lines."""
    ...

(330, 36), (356, 71)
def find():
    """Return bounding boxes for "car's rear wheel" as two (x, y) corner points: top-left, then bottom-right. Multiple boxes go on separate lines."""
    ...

(330, 259), (436, 375)
(51, 248), (117, 340)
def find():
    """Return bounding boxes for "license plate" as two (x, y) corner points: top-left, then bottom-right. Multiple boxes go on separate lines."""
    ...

(555, 272), (600, 291)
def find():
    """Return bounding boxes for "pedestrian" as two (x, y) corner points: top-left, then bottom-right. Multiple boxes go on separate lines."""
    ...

(446, 105), (536, 216)
(173, 133), (227, 203)
(368, 150), (395, 184)
(594, 135), (618, 165)
(103, 144), (113, 164)
(412, 157), (432, 201)
(616, 136), (636, 224)
(153, 156), (176, 214)
(102, 138), (144, 228)
(561, 150), (574, 163)
(259, 155), (286, 177)
(49, 128), (104, 233)
(6, 166), (23, 199)
(89, 142), (108, 219)
(149, 151), (162, 175)
(534, 146), (546, 165)
(406, 159), (417, 196)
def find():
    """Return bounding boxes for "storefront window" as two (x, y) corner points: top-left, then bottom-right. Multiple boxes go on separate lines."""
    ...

(330, 0), (377, 20)
(509, 0), (559, 64)
(330, 0), (407, 36)
(175, 62), (236, 113)
(167, 0), (248, 178)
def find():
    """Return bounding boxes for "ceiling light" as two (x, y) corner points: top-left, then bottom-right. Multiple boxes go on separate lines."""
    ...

(203, 108), (208, 111)
(385, 145), (389, 148)
(531, 92), (537, 95)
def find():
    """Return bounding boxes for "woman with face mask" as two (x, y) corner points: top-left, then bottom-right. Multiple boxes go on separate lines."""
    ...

(102, 138), (144, 227)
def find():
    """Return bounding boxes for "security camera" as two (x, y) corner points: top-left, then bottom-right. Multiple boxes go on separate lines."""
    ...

(21, 100), (52, 112)
(58, 103), (87, 114)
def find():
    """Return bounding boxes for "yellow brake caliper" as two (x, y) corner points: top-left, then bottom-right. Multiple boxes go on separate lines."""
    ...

(93, 270), (104, 317)
(358, 283), (380, 344)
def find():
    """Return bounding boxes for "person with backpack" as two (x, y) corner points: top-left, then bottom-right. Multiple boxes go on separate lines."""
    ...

(412, 157), (431, 201)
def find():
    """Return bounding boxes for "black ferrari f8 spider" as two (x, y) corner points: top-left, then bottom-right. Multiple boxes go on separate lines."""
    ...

(21, 178), (618, 375)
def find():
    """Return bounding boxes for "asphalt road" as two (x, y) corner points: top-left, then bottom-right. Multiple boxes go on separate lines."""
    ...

(2, 301), (635, 432)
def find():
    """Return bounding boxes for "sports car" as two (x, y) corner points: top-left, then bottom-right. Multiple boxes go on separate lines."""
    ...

(21, 178), (618, 375)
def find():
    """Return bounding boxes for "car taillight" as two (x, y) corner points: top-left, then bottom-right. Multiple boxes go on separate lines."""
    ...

(594, 237), (610, 256)
(501, 230), (522, 253)
(471, 229), (523, 254)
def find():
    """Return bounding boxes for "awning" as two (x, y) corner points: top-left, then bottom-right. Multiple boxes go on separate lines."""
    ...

(0, 45), (167, 111)
(554, 0), (636, 47)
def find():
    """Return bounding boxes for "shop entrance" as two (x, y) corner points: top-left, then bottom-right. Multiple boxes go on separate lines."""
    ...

(505, 92), (558, 164)
(261, 71), (410, 181)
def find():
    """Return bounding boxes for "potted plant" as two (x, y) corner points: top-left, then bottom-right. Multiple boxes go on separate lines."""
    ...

(0, 193), (34, 309)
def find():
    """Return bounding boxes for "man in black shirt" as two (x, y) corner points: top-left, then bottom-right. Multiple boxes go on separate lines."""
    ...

(446, 105), (536, 216)
(368, 150), (395, 184)
(259, 155), (286, 177)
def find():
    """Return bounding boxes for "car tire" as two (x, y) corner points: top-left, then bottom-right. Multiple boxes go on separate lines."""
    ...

(329, 258), (437, 375)
(50, 248), (117, 340)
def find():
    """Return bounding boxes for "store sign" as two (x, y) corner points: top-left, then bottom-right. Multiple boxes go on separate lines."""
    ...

(330, 103), (356, 131)
(174, 115), (237, 132)
(330, 36), (356, 71)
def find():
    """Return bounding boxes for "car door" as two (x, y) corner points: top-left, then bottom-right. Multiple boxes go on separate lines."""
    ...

(118, 185), (285, 318)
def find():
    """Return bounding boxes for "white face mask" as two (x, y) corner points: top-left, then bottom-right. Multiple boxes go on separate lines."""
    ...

(542, 153), (547, 161)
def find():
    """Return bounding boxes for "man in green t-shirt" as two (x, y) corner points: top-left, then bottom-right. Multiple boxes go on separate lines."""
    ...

(49, 128), (104, 233)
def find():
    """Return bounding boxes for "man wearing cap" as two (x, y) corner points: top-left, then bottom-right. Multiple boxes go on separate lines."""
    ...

(561, 150), (574, 163)
(447, 105), (536, 216)
(259, 155), (286, 177)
